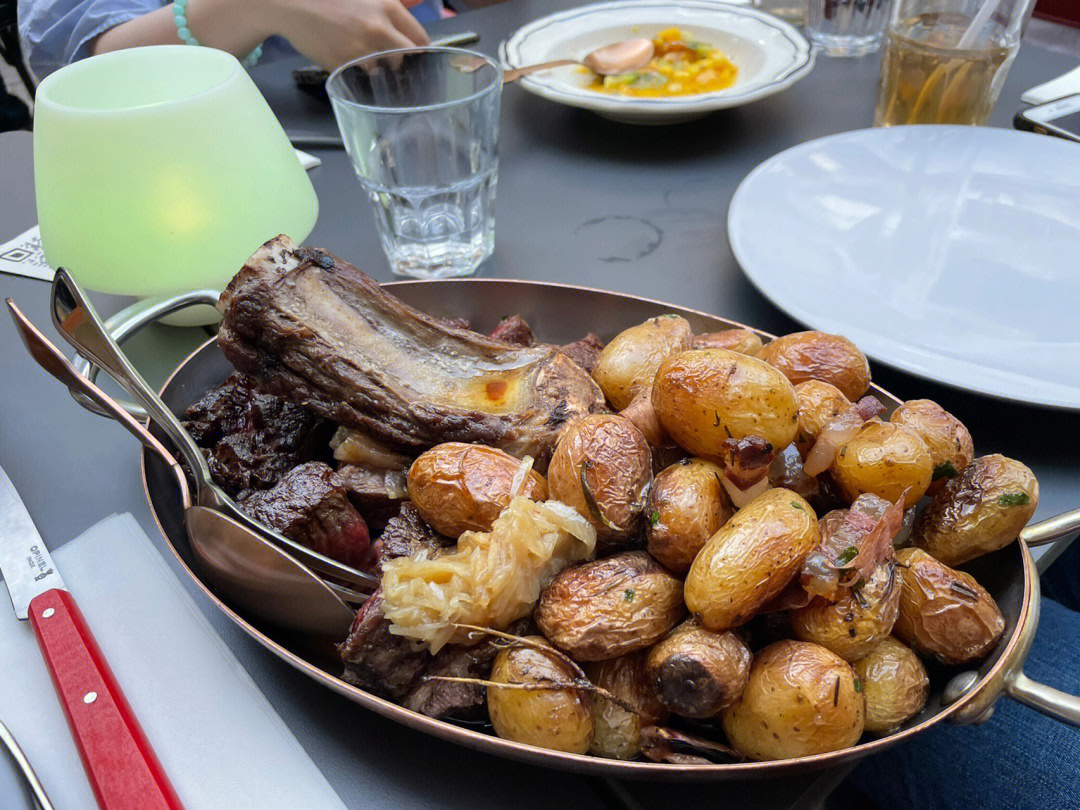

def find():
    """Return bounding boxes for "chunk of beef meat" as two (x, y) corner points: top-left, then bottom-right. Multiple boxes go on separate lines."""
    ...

(336, 463), (409, 533)
(239, 462), (371, 569)
(489, 314), (535, 347)
(183, 372), (332, 498)
(558, 333), (605, 375)
(403, 618), (530, 720)
(371, 502), (452, 576)
(339, 589), (432, 699)
(216, 236), (604, 465)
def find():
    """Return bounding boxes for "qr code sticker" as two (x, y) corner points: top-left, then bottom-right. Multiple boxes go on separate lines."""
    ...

(0, 247), (32, 263)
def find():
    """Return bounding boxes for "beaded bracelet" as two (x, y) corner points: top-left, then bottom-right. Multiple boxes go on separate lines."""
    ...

(172, 0), (263, 68)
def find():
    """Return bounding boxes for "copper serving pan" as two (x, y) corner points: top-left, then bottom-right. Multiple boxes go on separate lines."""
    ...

(133, 280), (1080, 780)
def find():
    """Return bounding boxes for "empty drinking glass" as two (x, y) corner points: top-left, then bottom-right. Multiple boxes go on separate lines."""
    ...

(806, 0), (893, 56)
(327, 48), (502, 279)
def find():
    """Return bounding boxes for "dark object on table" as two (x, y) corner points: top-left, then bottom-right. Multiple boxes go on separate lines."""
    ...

(183, 372), (333, 498)
(340, 589), (433, 699)
(336, 463), (409, 532)
(217, 236), (605, 464)
(490, 314), (536, 346)
(240, 461), (372, 569)
(371, 502), (452, 575)
(558, 333), (606, 375)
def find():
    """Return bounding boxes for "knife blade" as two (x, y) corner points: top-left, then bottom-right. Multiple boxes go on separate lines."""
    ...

(0, 464), (184, 810)
(0, 467), (65, 619)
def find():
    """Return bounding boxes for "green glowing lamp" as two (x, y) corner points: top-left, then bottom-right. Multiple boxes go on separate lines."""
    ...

(33, 46), (318, 298)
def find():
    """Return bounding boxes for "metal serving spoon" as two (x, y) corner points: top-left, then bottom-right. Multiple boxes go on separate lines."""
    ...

(7, 300), (357, 637)
(501, 38), (656, 83)
(48, 269), (377, 596)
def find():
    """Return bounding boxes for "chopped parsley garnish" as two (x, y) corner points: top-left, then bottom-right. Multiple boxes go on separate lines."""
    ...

(932, 460), (958, 480)
(854, 677), (863, 693)
(791, 501), (804, 511)
(650, 511), (661, 527)
(999, 492), (1030, 507)
(624, 589), (635, 602)
(836, 545), (860, 566)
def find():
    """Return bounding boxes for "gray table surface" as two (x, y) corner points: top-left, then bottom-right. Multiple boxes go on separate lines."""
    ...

(2, 3), (1079, 808)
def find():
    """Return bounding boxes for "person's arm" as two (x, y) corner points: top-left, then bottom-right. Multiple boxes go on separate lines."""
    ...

(90, 0), (267, 58)
(89, 0), (430, 68)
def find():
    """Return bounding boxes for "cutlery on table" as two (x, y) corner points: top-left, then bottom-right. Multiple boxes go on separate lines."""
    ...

(0, 718), (56, 810)
(0, 464), (184, 810)
(6, 300), (358, 637)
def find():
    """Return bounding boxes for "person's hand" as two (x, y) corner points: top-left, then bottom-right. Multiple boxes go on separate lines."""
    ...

(271, 0), (431, 70)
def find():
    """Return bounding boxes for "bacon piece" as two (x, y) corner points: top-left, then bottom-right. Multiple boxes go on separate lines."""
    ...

(803, 396), (885, 477)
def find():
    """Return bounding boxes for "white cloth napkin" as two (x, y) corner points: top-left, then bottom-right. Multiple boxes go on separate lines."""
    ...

(1022, 63), (1080, 105)
(0, 513), (347, 810)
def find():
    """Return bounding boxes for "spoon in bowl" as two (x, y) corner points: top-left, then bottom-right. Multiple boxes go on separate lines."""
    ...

(501, 38), (656, 83)
(7, 300), (358, 637)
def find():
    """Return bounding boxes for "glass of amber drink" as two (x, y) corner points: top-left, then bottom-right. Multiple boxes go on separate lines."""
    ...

(874, 0), (1036, 127)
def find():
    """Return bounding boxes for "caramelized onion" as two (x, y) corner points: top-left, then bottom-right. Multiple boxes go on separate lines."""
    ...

(803, 397), (885, 477)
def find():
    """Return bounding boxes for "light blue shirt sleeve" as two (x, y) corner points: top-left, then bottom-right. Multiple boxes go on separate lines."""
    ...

(19, 0), (162, 77)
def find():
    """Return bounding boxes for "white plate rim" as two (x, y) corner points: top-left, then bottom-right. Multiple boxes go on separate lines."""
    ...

(499, 0), (814, 116)
(727, 125), (1080, 411)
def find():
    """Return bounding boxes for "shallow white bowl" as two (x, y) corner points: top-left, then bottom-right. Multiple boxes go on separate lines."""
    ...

(728, 125), (1080, 410)
(500, 0), (814, 124)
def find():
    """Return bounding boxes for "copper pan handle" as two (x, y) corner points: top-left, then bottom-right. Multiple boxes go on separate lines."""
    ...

(1020, 509), (1080, 547)
(949, 538), (1080, 727)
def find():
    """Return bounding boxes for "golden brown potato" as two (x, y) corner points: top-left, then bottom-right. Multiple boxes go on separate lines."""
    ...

(691, 329), (763, 356)
(488, 638), (593, 753)
(685, 488), (820, 632)
(645, 458), (733, 574)
(853, 637), (929, 735)
(586, 653), (663, 760)
(536, 551), (685, 661)
(832, 422), (933, 509)
(592, 315), (693, 410)
(652, 349), (799, 458)
(644, 619), (751, 718)
(547, 415), (652, 550)
(794, 380), (851, 457)
(722, 640), (864, 761)
(757, 331), (871, 401)
(893, 547), (1005, 665)
(890, 400), (975, 494)
(912, 455), (1039, 566)
(407, 443), (547, 537)
(790, 560), (901, 662)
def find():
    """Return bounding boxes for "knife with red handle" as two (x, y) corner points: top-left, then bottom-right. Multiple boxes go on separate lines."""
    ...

(0, 464), (184, 810)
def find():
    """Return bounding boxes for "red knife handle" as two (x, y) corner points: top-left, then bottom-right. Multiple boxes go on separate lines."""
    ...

(28, 588), (184, 810)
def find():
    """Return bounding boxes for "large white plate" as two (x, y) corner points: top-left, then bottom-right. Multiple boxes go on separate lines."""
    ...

(500, 0), (814, 124)
(728, 125), (1080, 410)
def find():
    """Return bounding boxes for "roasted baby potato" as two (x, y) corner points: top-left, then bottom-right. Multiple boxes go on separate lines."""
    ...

(790, 559), (901, 661)
(757, 331), (871, 401)
(890, 400), (975, 493)
(645, 458), (733, 574)
(912, 454), (1039, 566)
(536, 551), (685, 661)
(488, 638), (593, 753)
(794, 380), (851, 458)
(852, 637), (929, 735)
(832, 422), (933, 509)
(593, 315), (693, 410)
(893, 547), (1005, 665)
(547, 414), (652, 549)
(684, 489), (820, 632)
(652, 349), (799, 458)
(722, 640), (864, 760)
(691, 328), (763, 356)
(644, 619), (751, 718)
(407, 443), (547, 537)
(586, 653), (663, 759)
